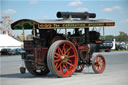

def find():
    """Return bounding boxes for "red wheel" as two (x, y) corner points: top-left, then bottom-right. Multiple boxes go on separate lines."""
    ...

(47, 40), (78, 77)
(75, 64), (84, 72)
(92, 54), (106, 73)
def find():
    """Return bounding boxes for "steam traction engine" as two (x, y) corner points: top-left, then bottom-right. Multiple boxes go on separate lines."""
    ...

(11, 11), (115, 77)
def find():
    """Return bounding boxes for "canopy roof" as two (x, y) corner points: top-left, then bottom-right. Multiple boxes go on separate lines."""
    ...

(11, 19), (115, 30)
(0, 34), (23, 50)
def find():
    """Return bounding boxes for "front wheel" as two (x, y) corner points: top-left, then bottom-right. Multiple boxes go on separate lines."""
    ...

(92, 54), (106, 73)
(20, 67), (26, 74)
(47, 40), (78, 77)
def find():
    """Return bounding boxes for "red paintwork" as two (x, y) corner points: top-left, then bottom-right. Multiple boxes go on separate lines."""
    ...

(53, 41), (78, 77)
(78, 44), (89, 51)
(95, 41), (104, 44)
(34, 48), (48, 64)
(93, 55), (105, 73)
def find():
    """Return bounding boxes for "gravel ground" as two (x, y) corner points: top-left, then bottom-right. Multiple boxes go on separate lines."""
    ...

(0, 51), (128, 85)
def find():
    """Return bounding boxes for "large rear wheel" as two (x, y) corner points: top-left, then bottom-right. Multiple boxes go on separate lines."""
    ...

(25, 61), (49, 76)
(47, 40), (78, 77)
(92, 54), (106, 73)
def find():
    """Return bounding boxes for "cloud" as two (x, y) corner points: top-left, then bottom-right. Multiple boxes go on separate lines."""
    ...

(29, 0), (39, 5)
(68, 0), (82, 6)
(104, 8), (113, 12)
(76, 8), (88, 12)
(2, 9), (16, 15)
(104, 6), (121, 12)
(112, 6), (121, 10)
(120, 19), (128, 23)
(125, 19), (128, 22)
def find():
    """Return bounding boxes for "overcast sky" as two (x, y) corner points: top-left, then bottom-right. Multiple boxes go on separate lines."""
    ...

(1, 0), (128, 36)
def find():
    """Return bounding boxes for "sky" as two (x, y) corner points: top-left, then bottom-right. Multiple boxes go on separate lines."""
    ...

(0, 0), (128, 36)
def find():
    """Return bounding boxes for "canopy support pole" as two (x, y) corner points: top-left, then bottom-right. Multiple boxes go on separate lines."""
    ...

(84, 16), (90, 43)
(33, 24), (36, 37)
(84, 28), (90, 43)
(65, 28), (67, 39)
(22, 25), (25, 41)
(103, 26), (105, 40)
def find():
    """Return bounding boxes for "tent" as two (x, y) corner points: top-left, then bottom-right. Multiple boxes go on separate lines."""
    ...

(0, 34), (23, 50)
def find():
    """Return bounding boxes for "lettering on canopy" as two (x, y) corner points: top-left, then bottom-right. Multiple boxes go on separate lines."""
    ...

(38, 23), (115, 29)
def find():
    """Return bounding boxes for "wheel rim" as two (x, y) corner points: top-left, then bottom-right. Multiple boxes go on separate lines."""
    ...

(93, 55), (105, 73)
(75, 64), (84, 72)
(53, 41), (78, 77)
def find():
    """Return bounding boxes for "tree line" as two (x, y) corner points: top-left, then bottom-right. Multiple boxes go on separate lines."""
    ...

(101, 32), (128, 42)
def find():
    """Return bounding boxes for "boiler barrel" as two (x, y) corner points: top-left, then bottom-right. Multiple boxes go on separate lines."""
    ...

(57, 11), (96, 18)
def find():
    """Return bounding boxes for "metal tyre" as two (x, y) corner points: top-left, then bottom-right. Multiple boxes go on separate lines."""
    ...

(92, 54), (106, 73)
(47, 40), (78, 77)
(25, 61), (49, 76)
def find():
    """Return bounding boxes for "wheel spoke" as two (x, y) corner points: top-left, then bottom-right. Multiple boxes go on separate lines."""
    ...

(99, 57), (102, 62)
(100, 62), (103, 66)
(64, 47), (72, 55)
(66, 62), (74, 67)
(56, 63), (62, 70)
(54, 56), (59, 58)
(99, 67), (101, 70)
(68, 55), (75, 58)
(101, 63), (105, 68)
(67, 51), (70, 56)
(62, 43), (66, 54)
(60, 64), (63, 73)
(54, 59), (61, 63)
(68, 59), (72, 63)
(99, 65), (103, 70)
(100, 60), (103, 63)
(98, 57), (100, 61)
(63, 64), (69, 72)
(95, 66), (98, 70)
(55, 53), (61, 56)
(55, 63), (58, 67)
(95, 57), (98, 62)
(58, 47), (63, 55)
